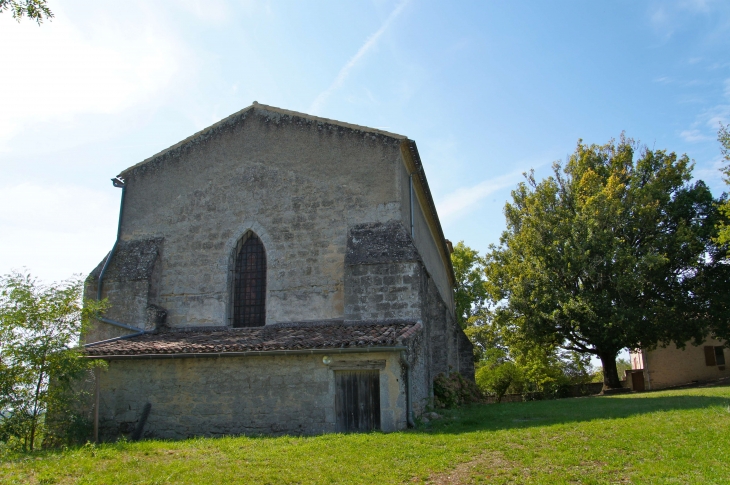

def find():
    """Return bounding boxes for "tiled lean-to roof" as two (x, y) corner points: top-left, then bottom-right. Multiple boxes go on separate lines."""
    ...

(85, 320), (422, 357)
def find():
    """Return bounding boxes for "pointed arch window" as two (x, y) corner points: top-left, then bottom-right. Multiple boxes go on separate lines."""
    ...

(233, 233), (266, 327)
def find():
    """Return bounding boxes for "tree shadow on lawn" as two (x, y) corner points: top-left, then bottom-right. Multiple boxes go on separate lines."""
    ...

(424, 385), (730, 435)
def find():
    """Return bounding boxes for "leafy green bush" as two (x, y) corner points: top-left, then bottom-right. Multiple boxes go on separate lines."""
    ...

(433, 372), (482, 409)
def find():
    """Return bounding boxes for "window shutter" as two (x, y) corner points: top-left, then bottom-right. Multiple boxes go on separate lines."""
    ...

(704, 346), (717, 366)
(715, 347), (726, 366)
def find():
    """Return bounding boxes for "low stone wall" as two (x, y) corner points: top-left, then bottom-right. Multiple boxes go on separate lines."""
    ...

(96, 351), (406, 441)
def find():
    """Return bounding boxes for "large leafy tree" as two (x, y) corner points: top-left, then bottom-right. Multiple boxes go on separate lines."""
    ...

(452, 242), (595, 390)
(0, 272), (105, 451)
(0, 0), (52, 24)
(485, 135), (725, 389)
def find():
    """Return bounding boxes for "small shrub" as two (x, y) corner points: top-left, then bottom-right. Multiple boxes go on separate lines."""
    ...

(433, 372), (482, 409)
(43, 412), (93, 449)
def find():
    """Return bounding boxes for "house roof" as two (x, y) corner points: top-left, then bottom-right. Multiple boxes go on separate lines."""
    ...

(85, 320), (422, 358)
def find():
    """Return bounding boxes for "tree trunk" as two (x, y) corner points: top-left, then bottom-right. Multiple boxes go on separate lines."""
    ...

(29, 363), (46, 452)
(599, 351), (622, 389)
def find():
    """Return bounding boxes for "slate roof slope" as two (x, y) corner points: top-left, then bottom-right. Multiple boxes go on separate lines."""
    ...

(85, 320), (422, 357)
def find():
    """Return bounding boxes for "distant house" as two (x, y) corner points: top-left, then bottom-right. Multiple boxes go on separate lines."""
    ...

(83, 103), (474, 440)
(629, 338), (728, 390)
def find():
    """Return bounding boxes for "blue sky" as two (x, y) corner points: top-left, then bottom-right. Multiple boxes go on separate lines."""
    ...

(1, 0), (729, 284)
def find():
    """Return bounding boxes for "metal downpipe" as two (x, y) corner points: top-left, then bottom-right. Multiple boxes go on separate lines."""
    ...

(401, 351), (415, 428)
(97, 177), (126, 301)
(84, 331), (145, 348)
(89, 176), (146, 344)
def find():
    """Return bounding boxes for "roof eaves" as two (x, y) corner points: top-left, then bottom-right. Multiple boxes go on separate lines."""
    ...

(400, 140), (456, 286)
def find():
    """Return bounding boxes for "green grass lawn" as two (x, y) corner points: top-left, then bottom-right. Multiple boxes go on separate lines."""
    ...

(2, 384), (729, 484)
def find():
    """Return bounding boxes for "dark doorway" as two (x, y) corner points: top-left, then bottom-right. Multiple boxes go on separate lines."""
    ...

(630, 371), (645, 392)
(335, 370), (381, 432)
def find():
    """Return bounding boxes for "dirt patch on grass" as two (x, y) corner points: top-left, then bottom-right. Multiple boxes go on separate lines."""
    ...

(424, 451), (518, 484)
(424, 454), (632, 484)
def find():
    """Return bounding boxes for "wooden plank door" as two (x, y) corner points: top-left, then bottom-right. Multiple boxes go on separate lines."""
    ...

(335, 370), (381, 432)
(631, 371), (645, 392)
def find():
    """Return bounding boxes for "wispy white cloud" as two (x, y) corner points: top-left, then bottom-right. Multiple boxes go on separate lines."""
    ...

(680, 129), (712, 142)
(677, 77), (730, 142)
(0, 1), (187, 149)
(309, 0), (409, 114)
(647, 0), (728, 42)
(436, 169), (527, 222)
(693, 155), (727, 196)
(679, 0), (712, 12)
(0, 183), (119, 282)
(178, 0), (232, 24)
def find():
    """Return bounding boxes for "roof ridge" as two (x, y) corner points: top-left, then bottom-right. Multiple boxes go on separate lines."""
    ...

(119, 102), (406, 176)
(252, 102), (407, 140)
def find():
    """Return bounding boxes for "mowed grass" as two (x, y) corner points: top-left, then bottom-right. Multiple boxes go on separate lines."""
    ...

(2, 385), (730, 484)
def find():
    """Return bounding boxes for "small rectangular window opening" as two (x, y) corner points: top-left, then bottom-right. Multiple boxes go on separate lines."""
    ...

(715, 346), (726, 366)
(704, 346), (726, 367)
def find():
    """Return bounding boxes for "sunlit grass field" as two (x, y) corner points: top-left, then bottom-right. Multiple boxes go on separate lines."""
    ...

(2, 384), (729, 484)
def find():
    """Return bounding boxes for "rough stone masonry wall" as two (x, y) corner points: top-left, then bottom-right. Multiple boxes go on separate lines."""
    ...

(97, 352), (406, 441)
(102, 107), (405, 328)
(423, 274), (449, 377)
(344, 262), (423, 321)
(457, 330), (475, 381)
(405, 328), (431, 415)
(84, 238), (165, 344)
(344, 221), (424, 321)
(343, 219), (474, 383)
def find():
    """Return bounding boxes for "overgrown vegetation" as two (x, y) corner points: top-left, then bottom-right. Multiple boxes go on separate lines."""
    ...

(432, 372), (482, 408)
(452, 243), (598, 400)
(2, 385), (729, 484)
(0, 272), (106, 451)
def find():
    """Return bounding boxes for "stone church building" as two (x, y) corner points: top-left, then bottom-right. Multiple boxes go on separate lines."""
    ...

(83, 103), (474, 440)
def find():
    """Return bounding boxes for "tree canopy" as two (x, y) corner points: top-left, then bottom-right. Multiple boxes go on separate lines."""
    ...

(452, 241), (488, 329)
(0, 0), (53, 24)
(484, 135), (727, 388)
(452, 242), (595, 397)
(0, 272), (105, 451)
(715, 123), (730, 247)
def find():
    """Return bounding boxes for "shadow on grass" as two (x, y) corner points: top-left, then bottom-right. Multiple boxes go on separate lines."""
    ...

(423, 384), (730, 435)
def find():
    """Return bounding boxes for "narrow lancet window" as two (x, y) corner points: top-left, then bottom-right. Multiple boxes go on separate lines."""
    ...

(233, 233), (266, 327)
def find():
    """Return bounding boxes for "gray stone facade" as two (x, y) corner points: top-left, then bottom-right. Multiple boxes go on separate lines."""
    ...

(84, 103), (473, 440)
(96, 352), (406, 440)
